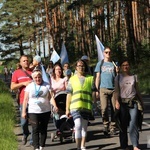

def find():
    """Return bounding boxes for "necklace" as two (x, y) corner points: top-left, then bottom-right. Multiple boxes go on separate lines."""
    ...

(34, 83), (42, 98)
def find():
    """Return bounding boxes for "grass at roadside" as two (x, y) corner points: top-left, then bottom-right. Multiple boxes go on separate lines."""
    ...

(0, 80), (18, 150)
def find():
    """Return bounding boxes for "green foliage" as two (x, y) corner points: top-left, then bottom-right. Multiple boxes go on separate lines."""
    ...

(0, 0), (41, 57)
(132, 59), (150, 94)
(0, 81), (17, 149)
(1, 58), (19, 71)
(0, 79), (9, 92)
(0, 66), (3, 74)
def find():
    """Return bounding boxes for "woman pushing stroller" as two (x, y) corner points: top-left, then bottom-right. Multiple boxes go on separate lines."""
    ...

(50, 62), (67, 113)
(50, 62), (75, 143)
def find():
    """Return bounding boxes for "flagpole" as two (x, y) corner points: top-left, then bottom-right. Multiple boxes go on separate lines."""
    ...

(112, 61), (117, 67)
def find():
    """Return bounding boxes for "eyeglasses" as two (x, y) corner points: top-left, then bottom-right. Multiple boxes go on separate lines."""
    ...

(105, 51), (111, 54)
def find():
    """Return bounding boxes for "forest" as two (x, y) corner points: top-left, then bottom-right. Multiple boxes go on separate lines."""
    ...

(0, 0), (149, 65)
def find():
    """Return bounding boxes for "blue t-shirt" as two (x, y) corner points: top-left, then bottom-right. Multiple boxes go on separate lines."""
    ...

(94, 61), (115, 89)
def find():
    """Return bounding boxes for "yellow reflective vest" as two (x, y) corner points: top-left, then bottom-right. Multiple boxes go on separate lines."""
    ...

(70, 75), (93, 111)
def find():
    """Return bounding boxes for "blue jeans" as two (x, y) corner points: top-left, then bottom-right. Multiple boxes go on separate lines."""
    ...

(20, 105), (32, 143)
(119, 102), (139, 149)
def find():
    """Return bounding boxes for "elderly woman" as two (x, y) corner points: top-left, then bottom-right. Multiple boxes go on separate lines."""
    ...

(22, 69), (52, 150)
(66, 59), (94, 150)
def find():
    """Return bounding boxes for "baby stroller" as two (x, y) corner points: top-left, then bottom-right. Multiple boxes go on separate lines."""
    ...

(51, 91), (75, 143)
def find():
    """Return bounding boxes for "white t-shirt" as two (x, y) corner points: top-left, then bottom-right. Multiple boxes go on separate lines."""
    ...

(25, 81), (51, 113)
(118, 74), (137, 99)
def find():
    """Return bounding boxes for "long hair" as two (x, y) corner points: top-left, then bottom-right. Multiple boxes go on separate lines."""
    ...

(52, 63), (64, 79)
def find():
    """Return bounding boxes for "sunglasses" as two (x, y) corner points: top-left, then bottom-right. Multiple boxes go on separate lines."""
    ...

(105, 51), (111, 54)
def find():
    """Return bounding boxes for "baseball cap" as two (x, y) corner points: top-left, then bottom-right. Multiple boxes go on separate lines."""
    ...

(81, 55), (89, 61)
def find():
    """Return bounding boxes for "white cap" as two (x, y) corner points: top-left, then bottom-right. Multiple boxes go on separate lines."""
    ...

(81, 55), (89, 61)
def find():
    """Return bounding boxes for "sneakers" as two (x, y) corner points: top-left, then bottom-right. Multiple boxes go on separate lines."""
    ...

(110, 129), (117, 135)
(22, 136), (27, 145)
(39, 146), (44, 150)
(34, 147), (44, 150)
(77, 147), (86, 150)
(103, 127), (110, 137)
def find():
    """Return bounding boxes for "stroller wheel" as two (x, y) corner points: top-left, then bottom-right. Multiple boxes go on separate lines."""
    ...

(51, 132), (55, 142)
(60, 135), (63, 143)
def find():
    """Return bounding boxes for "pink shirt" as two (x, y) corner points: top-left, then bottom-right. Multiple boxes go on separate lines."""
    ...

(51, 77), (66, 95)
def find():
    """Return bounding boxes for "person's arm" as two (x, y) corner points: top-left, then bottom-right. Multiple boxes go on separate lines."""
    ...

(22, 91), (29, 119)
(95, 72), (100, 90)
(65, 79), (73, 117)
(114, 75), (120, 110)
(115, 66), (119, 75)
(50, 90), (58, 112)
(48, 91), (51, 100)
(11, 81), (31, 90)
(90, 76), (96, 103)
(95, 72), (100, 99)
(112, 61), (119, 75)
(66, 93), (72, 117)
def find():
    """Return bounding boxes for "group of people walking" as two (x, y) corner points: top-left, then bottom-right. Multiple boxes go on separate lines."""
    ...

(10, 47), (144, 150)
(3, 65), (14, 80)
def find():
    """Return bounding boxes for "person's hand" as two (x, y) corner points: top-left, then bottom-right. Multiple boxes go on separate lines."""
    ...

(116, 66), (119, 73)
(66, 109), (70, 118)
(22, 112), (27, 119)
(54, 106), (58, 112)
(23, 81), (32, 86)
(141, 101), (145, 111)
(95, 91), (100, 99)
(115, 100), (120, 110)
